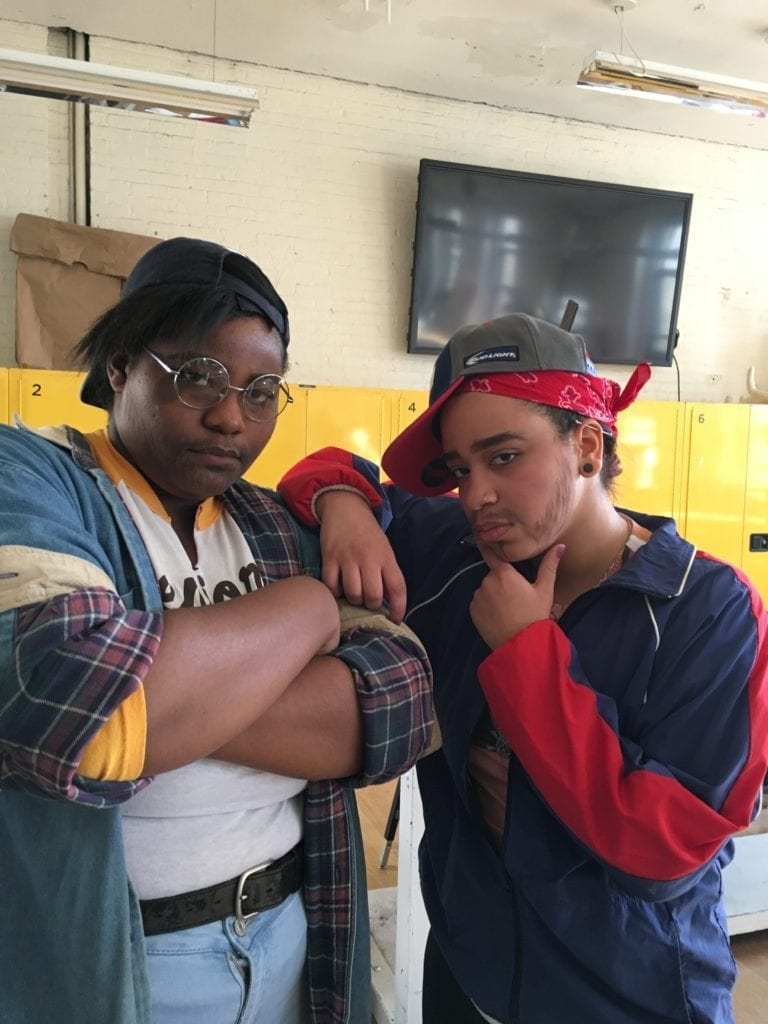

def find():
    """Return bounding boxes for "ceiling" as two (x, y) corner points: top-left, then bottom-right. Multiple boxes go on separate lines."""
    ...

(3, 0), (768, 150)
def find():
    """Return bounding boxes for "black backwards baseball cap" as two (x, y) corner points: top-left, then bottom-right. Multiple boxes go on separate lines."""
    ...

(381, 313), (596, 497)
(80, 237), (289, 408)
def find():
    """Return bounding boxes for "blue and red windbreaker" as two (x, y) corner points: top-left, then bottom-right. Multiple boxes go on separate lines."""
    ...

(280, 448), (768, 1024)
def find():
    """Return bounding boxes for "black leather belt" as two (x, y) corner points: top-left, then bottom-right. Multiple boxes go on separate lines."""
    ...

(139, 844), (303, 937)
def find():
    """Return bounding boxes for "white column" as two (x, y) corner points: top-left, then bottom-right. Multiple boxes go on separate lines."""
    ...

(394, 767), (429, 1023)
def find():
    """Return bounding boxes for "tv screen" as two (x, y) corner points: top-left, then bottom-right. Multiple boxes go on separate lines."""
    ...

(407, 160), (692, 367)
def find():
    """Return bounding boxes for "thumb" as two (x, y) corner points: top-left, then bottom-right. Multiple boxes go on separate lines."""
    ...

(534, 543), (565, 598)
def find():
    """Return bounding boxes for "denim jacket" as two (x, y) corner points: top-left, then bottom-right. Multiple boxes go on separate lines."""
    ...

(0, 423), (433, 1024)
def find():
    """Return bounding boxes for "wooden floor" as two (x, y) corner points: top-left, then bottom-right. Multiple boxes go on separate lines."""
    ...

(731, 931), (768, 1024)
(356, 781), (768, 1022)
(356, 778), (400, 890)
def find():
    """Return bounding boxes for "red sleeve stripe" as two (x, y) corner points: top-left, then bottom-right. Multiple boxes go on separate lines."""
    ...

(478, 619), (763, 880)
(278, 447), (383, 525)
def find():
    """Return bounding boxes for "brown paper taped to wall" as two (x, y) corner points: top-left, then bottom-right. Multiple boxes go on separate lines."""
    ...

(9, 214), (160, 369)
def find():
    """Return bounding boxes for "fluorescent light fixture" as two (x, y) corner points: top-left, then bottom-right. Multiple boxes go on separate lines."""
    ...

(0, 47), (258, 127)
(578, 51), (768, 118)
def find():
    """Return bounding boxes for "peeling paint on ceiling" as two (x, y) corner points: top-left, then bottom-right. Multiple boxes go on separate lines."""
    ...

(2, 0), (768, 149)
(419, 17), (546, 79)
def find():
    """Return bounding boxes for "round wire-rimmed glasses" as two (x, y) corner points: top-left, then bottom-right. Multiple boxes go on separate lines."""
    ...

(144, 348), (293, 423)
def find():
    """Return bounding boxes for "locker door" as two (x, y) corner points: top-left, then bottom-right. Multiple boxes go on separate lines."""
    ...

(305, 386), (391, 466)
(242, 385), (308, 491)
(614, 401), (684, 519)
(684, 403), (749, 567)
(0, 368), (8, 424)
(393, 390), (428, 442)
(741, 404), (768, 604)
(12, 369), (108, 432)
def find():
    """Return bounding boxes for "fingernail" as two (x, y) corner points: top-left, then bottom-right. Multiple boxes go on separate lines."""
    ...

(555, 544), (566, 559)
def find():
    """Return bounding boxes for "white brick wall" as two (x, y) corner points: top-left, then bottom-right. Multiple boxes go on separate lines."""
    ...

(0, 21), (71, 366)
(2, 26), (768, 403)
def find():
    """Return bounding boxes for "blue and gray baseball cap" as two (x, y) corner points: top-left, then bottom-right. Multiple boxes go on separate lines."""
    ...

(382, 313), (594, 496)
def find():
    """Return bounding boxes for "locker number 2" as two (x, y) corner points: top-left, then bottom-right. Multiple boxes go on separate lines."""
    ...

(32, 384), (42, 397)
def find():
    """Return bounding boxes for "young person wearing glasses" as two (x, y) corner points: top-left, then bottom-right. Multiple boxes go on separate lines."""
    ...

(0, 237), (434, 1024)
(279, 314), (768, 1024)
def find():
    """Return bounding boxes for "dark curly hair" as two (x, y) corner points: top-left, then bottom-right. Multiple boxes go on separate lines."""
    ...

(72, 285), (288, 412)
(536, 405), (621, 490)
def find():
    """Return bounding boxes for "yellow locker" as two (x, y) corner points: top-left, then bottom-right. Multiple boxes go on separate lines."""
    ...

(0, 368), (8, 424)
(242, 385), (308, 491)
(683, 403), (749, 567)
(10, 369), (108, 432)
(393, 390), (429, 441)
(8, 370), (765, 604)
(742, 404), (768, 602)
(305, 386), (392, 467)
(614, 401), (684, 520)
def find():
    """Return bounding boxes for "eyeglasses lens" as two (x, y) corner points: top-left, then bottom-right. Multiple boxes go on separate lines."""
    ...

(243, 377), (289, 420)
(175, 358), (230, 408)
(174, 358), (289, 421)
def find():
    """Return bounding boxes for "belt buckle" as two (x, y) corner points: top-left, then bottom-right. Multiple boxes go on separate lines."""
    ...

(233, 859), (271, 936)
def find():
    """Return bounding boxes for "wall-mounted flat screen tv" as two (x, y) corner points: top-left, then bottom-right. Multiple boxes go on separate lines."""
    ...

(407, 159), (693, 366)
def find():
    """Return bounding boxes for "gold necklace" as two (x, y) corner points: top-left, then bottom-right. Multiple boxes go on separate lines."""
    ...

(550, 513), (634, 621)
(597, 513), (634, 584)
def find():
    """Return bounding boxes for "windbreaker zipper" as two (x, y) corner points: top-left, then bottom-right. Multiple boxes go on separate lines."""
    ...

(499, 758), (524, 1023)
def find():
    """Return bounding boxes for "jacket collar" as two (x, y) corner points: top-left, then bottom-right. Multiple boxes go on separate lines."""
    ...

(605, 513), (696, 600)
(14, 419), (100, 472)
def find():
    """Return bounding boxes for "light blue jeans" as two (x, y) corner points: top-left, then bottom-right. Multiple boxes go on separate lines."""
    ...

(143, 890), (309, 1024)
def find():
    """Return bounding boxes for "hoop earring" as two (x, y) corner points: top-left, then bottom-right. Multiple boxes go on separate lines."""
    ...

(581, 462), (595, 476)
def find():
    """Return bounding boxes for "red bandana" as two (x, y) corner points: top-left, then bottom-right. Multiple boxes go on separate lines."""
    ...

(456, 363), (651, 434)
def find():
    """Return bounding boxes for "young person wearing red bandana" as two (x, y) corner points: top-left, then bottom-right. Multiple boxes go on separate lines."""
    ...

(279, 314), (768, 1024)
